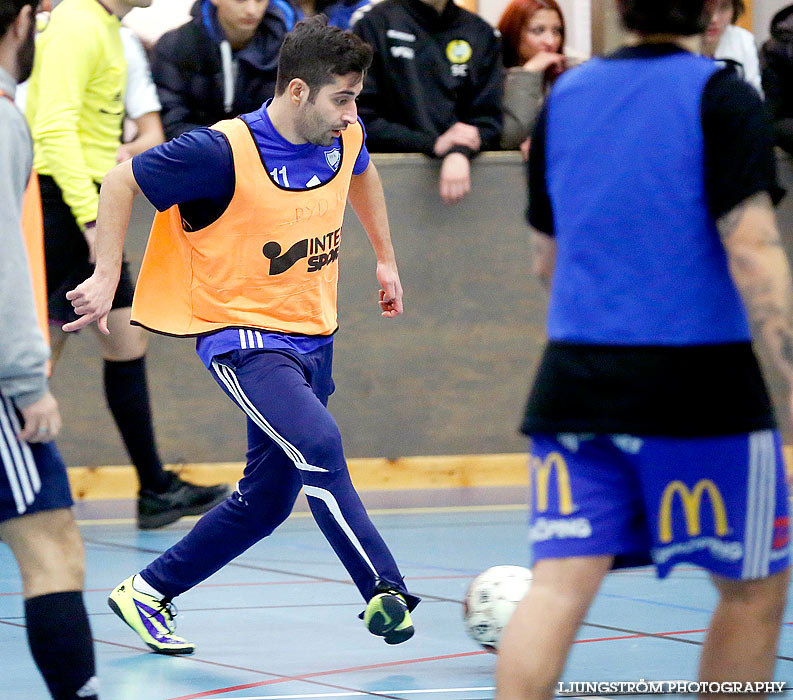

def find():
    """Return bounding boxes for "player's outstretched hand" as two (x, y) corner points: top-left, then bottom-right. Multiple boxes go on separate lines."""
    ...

(63, 272), (116, 334)
(376, 262), (403, 318)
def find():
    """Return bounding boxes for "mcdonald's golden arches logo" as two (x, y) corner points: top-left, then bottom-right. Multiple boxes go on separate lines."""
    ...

(530, 452), (577, 515)
(658, 479), (729, 544)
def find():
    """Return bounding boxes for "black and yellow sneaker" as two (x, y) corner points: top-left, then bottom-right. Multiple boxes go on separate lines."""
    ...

(364, 590), (414, 644)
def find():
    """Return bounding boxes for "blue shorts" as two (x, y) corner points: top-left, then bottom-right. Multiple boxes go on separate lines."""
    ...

(0, 391), (73, 524)
(528, 432), (790, 579)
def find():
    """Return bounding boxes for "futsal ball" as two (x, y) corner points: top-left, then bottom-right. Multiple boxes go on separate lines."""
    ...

(463, 565), (532, 650)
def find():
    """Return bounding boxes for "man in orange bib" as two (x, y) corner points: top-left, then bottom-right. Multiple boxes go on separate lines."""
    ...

(64, 16), (419, 654)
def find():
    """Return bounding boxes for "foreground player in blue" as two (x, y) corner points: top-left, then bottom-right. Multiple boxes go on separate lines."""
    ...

(64, 17), (418, 653)
(0, 1), (99, 697)
(497, 0), (791, 697)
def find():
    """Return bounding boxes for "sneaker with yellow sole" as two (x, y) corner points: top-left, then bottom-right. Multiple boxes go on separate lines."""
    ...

(107, 576), (195, 654)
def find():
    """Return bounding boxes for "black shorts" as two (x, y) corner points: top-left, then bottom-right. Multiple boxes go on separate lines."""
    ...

(39, 174), (135, 324)
(0, 390), (73, 523)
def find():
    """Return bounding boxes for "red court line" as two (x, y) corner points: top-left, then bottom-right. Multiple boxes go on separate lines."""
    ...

(161, 627), (716, 700)
(164, 650), (490, 700)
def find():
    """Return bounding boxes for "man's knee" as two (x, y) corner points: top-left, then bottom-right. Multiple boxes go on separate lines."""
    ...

(300, 424), (345, 472)
(1, 510), (86, 596)
(533, 556), (612, 599)
(99, 308), (148, 360)
(234, 488), (295, 534)
(712, 569), (790, 621)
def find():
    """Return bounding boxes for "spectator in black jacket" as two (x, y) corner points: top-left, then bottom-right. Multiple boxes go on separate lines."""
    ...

(761, 4), (793, 156)
(352, 0), (503, 204)
(151, 0), (288, 139)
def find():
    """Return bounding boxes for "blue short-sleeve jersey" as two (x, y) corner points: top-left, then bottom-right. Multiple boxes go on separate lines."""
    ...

(132, 101), (370, 213)
(131, 103), (370, 366)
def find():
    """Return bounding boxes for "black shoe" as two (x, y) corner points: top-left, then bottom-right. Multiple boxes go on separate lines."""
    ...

(138, 476), (230, 529)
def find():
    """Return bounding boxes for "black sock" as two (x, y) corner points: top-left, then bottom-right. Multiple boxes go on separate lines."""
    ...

(25, 592), (99, 700)
(103, 357), (171, 493)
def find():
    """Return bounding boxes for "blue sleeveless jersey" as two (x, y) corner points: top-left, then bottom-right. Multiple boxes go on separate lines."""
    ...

(544, 52), (751, 345)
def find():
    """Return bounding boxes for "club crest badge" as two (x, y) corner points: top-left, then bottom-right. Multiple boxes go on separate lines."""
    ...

(325, 148), (341, 170)
(446, 39), (472, 64)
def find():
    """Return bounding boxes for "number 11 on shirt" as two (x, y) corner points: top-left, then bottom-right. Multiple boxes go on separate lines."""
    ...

(270, 165), (290, 187)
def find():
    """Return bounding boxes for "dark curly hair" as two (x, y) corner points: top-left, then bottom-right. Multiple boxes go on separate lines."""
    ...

(617, 0), (713, 36)
(275, 15), (373, 100)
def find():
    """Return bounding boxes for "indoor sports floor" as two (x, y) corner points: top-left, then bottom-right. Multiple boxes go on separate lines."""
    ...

(2, 487), (792, 700)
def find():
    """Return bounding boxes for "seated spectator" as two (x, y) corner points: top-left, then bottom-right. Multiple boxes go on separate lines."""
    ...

(761, 5), (793, 156)
(702, 0), (762, 95)
(151, 0), (288, 139)
(352, 0), (503, 204)
(497, 0), (583, 155)
(290, 0), (369, 29)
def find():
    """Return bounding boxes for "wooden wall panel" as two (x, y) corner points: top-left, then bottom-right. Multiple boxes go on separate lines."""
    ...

(737, 0), (753, 31)
(456, 0), (478, 12)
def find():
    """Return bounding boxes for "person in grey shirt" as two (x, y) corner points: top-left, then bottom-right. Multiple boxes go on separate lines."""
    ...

(0, 1), (99, 697)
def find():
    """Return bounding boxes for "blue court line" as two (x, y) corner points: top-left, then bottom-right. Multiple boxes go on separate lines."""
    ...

(597, 590), (713, 615)
(276, 539), (485, 575)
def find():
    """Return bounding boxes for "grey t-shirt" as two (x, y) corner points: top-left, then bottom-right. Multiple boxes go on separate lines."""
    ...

(0, 66), (50, 408)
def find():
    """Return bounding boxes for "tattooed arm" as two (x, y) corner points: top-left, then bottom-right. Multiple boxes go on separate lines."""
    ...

(718, 191), (793, 425)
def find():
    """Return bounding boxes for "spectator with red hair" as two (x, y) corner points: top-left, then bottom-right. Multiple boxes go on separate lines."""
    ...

(498, 0), (582, 154)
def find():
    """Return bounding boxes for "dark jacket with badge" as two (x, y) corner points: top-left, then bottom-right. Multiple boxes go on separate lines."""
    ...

(761, 4), (793, 156)
(151, 0), (288, 140)
(351, 0), (503, 155)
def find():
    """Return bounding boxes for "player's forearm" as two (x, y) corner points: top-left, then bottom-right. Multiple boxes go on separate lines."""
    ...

(123, 112), (165, 157)
(93, 161), (140, 280)
(719, 191), (793, 384)
(348, 162), (396, 265)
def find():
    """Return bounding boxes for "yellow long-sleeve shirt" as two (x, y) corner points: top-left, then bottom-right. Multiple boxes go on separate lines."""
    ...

(26, 0), (125, 228)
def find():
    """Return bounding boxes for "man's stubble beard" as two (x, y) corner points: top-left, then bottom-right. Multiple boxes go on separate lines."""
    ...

(296, 105), (334, 147)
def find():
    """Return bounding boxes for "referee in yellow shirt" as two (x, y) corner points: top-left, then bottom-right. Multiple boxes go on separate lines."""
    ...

(25, 0), (230, 528)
